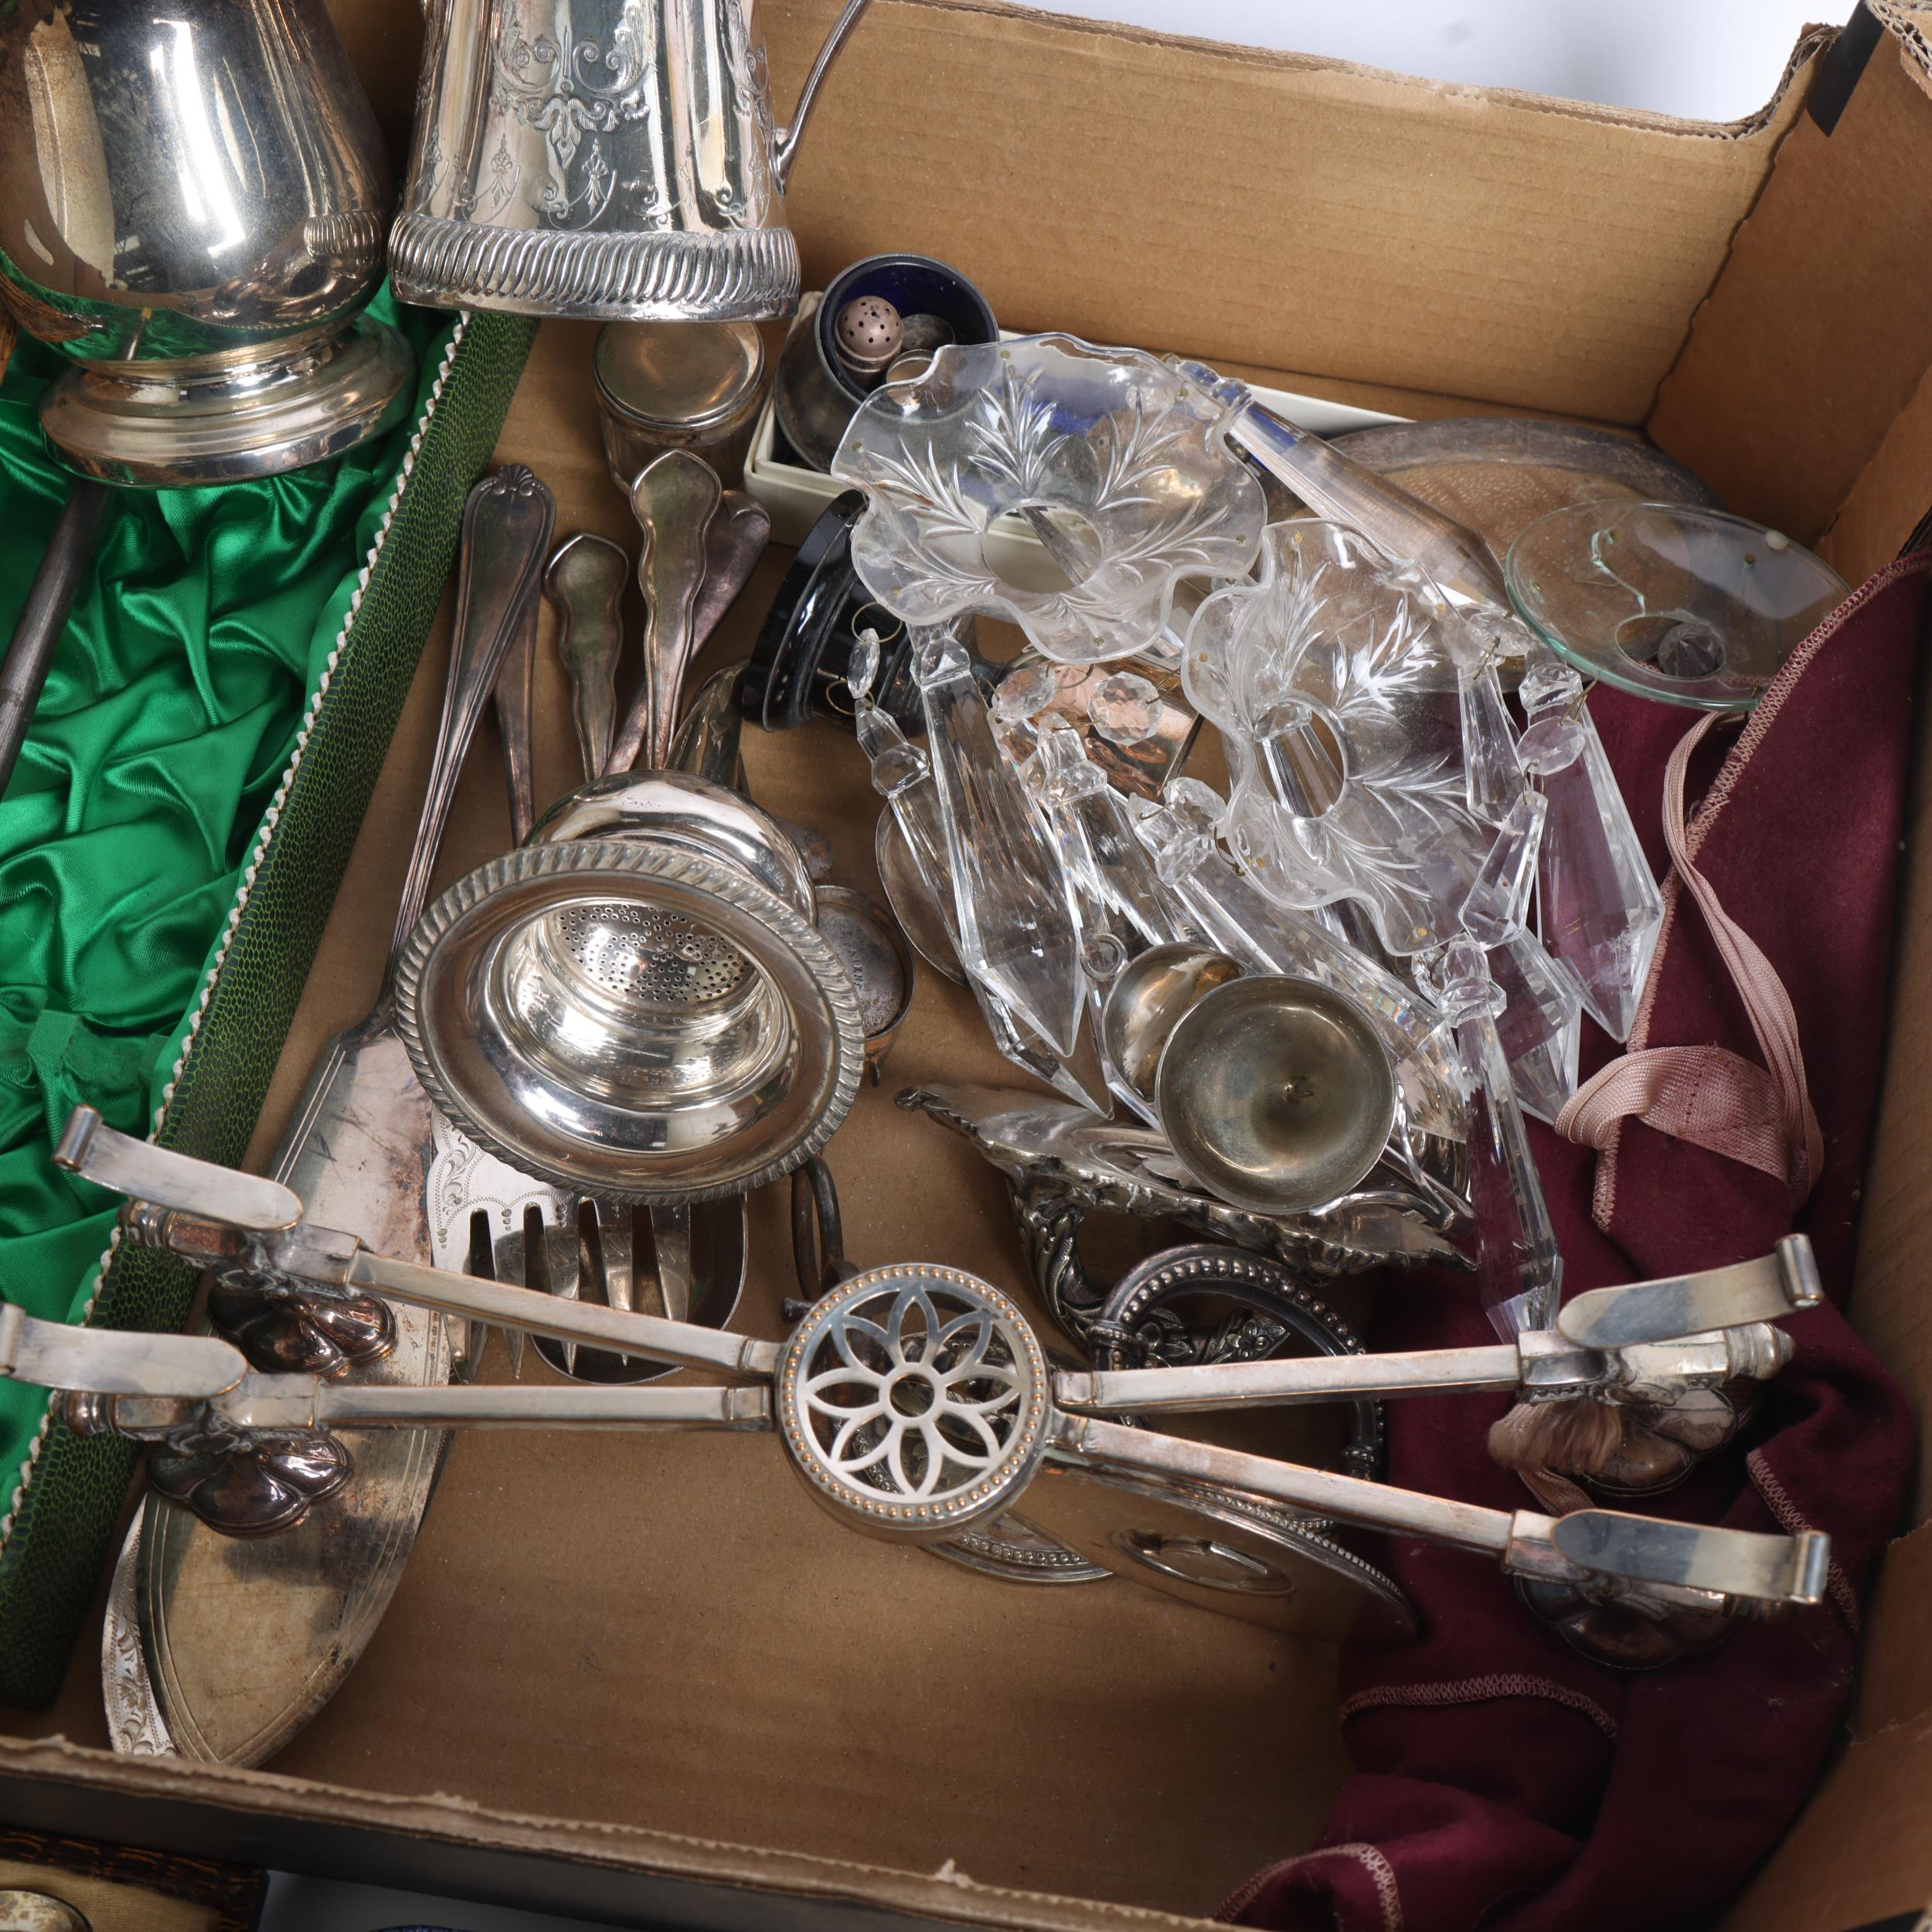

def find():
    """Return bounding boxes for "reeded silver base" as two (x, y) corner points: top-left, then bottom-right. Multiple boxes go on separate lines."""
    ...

(39, 317), (416, 488)
(389, 213), (801, 323)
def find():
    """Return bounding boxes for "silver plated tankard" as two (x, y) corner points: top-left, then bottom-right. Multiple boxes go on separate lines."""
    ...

(0, 0), (411, 486)
(391, 0), (870, 321)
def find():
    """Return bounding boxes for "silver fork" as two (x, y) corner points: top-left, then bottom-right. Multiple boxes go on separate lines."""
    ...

(497, 1199), (708, 1381)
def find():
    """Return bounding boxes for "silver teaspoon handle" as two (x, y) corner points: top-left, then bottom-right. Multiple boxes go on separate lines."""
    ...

(689, 493), (770, 652)
(386, 465), (556, 979)
(621, 451), (723, 773)
(544, 533), (628, 784)
(608, 495), (768, 774)
(493, 583), (541, 846)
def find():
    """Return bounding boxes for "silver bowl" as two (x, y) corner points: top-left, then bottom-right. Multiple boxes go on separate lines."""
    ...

(1158, 977), (1398, 1216)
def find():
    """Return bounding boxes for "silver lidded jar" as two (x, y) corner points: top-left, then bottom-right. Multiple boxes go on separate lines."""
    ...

(594, 318), (767, 491)
(0, 0), (413, 487)
(774, 253), (997, 471)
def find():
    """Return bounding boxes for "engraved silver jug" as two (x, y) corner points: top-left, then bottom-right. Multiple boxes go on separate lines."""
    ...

(0, 0), (413, 486)
(391, 0), (870, 321)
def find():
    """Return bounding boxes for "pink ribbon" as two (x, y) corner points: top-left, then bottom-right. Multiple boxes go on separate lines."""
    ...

(1555, 709), (1823, 1205)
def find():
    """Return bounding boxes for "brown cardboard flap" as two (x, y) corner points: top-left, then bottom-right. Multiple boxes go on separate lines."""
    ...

(1855, 1520), (1932, 1739)
(1821, 352), (1932, 583)
(1846, 599), (1932, 1529)
(1650, 32), (1932, 546)
(761, 0), (1819, 426)
(1717, 1714), (1932, 1932)
(1874, 2), (1932, 101)
(0, 1736), (1224, 1932)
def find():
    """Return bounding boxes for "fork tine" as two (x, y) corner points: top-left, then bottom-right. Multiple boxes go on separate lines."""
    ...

(486, 1219), (521, 1381)
(648, 1203), (692, 1325)
(595, 1199), (635, 1316)
(543, 1223), (583, 1377)
(456, 1208), (495, 1383)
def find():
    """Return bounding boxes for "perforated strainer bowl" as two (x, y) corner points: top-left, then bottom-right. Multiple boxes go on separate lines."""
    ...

(396, 842), (865, 1203)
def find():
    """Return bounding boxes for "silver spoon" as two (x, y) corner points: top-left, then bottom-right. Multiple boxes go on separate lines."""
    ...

(545, 533), (628, 782)
(607, 488), (769, 774)
(492, 587), (541, 847)
(624, 451), (722, 774)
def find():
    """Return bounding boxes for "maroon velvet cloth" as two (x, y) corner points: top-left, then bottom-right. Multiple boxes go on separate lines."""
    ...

(1226, 555), (1928, 1932)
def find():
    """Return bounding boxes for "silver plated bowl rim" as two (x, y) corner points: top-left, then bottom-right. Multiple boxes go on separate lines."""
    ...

(393, 840), (865, 1204)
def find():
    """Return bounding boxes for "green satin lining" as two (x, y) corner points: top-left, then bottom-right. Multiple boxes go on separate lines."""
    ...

(0, 289), (452, 1477)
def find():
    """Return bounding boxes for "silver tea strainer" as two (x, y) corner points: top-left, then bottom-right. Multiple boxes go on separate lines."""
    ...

(395, 835), (864, 1203)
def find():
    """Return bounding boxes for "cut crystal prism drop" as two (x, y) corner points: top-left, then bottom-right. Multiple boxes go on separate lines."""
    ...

(1459, 656), (1525, 821)
(1036, 723), (1198, 950)
(1029, 724), (1203, 1120)
(1485, 927), (1582, 1126)
(975, 977), (1108, 1114)
(1461, 790), (1547, 944)
(1519, 658), (1664, 1041)
(1421, 938), (1563, 1339)
(917, 624), (1087, 1057)
(852, 634), (1101, 1108)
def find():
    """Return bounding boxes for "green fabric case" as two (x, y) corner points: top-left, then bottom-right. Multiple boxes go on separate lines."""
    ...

(0, 297), (536, 1708)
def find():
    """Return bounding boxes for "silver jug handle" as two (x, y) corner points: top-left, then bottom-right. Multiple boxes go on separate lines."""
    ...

(770, 0), (872, 191)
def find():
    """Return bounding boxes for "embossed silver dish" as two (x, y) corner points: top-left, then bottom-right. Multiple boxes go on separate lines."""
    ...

(393, 0), (871, 321)
(1016, 1461), (1415, 1641)
(927, 1511), (1114, 1587)
(396, 839), (864, 1202)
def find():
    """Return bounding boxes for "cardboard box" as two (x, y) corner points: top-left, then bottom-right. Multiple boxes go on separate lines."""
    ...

(6, 4), (1932, 1927)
